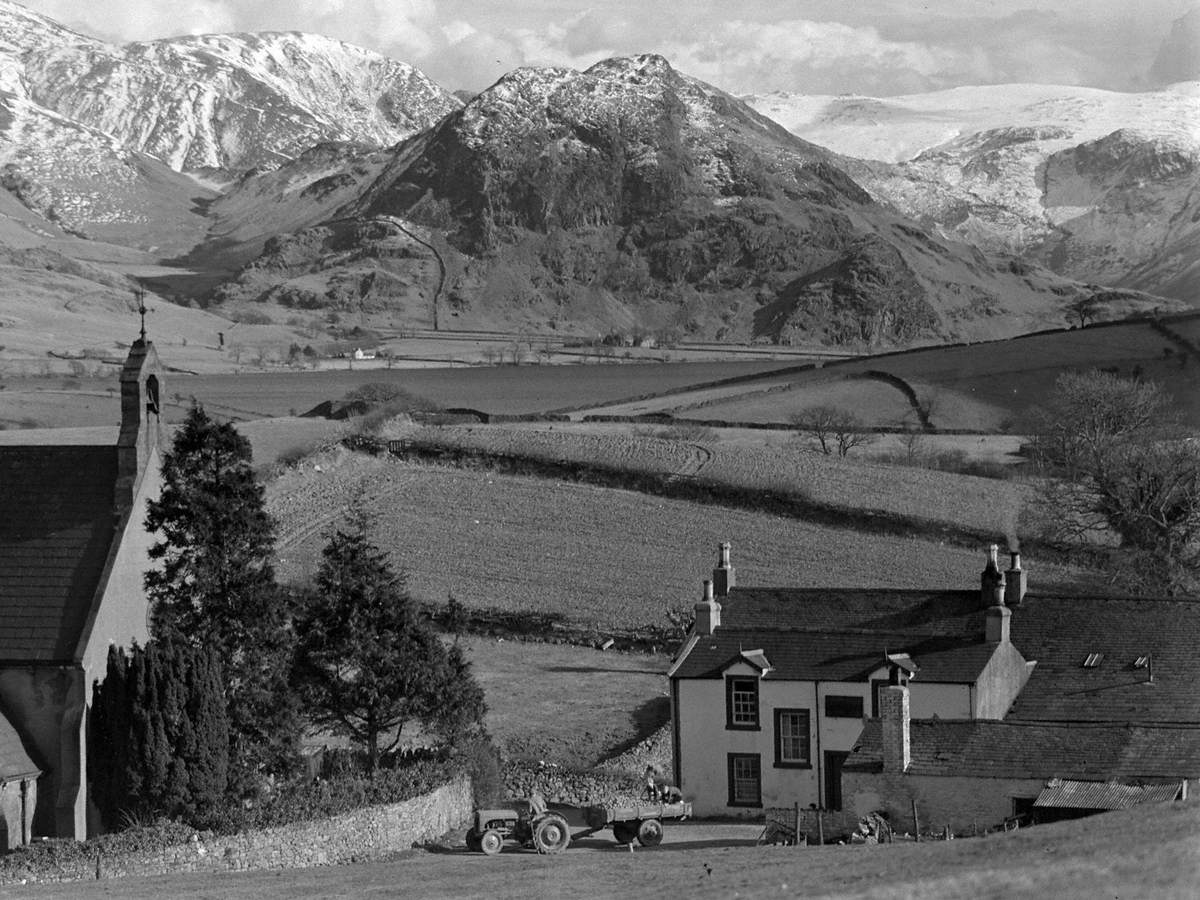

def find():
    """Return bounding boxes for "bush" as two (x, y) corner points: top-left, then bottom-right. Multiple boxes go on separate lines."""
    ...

(224, 754), (459, 832)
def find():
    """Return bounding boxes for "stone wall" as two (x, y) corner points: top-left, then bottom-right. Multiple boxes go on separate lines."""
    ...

(843, 771), (1044, 836)
(1, 777), (472, 885)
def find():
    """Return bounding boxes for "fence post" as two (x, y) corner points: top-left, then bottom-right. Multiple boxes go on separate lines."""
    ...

(817, 809), (825, 846)
(793, 802), (800, 848)
(911, 799), (920, 842)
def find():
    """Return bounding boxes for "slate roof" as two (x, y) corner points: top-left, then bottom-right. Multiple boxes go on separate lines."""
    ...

(0, 445), (118, 662)
(680, 586), (1200, 724)
(671, 628), (997, 683)
(0, 707), (41, 781)
(1007, 596), (1200, 724)
(844, 719), (1200, 780)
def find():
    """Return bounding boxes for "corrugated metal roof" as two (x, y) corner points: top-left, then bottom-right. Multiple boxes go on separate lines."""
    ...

(1034, 779), (1181, 810)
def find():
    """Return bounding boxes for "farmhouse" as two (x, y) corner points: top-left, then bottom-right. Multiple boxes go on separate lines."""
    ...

(0, 338), (163, 842)
(668, 544), (1200, 825)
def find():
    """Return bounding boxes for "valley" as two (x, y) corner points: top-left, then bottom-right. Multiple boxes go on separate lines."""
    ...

(0, 0), (1198, 894)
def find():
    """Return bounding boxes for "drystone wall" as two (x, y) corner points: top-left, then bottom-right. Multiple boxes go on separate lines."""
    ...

(1, 777), (471, 885)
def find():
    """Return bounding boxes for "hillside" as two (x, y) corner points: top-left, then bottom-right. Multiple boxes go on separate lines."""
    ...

(744, 82), (1200, 302)
(0, 0), (458, 258)
(203, 55), (1178, 348)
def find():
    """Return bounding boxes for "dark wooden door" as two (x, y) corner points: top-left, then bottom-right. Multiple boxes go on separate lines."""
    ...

(825, 751), (849, 811)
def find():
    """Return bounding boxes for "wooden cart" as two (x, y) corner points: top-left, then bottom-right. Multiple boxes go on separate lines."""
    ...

(578, 800), (693, 847)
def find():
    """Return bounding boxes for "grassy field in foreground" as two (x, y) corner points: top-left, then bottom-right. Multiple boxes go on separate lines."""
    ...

(25, 797), (1200, 899)
(267, 450), (1087, 633)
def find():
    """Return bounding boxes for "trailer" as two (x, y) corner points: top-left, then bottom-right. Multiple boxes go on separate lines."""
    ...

(579, 800), (693, 847)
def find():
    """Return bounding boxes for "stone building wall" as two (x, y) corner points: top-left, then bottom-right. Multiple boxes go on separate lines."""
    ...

(0, 777), (472, 885)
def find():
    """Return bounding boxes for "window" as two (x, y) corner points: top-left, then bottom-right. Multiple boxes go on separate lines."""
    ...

(726, 676), (760, 730)
(824, 695), (864, 719)
(774, 708), (811, 767)
(727, 754), (762, 807)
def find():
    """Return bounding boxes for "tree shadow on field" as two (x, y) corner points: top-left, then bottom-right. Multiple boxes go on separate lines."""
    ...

(599, 696), (671, 763)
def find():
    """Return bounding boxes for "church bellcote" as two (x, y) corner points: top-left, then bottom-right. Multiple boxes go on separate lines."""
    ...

(116, 336), (164, 510)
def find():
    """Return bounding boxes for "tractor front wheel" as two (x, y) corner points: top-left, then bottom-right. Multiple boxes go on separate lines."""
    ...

(637, 818), (664, 847)
(480, 829), (504, 856)
(533, 814), (571, 854)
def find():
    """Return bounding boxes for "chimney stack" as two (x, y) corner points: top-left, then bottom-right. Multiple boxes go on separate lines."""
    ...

(980, 544), (1005, 608)
(1005, 550), (1027, 606)
(880, 684), (910, 774)
(693, 579), (722, 635)
(712, 541), (735, 597)
(985, 603), (1011, 643)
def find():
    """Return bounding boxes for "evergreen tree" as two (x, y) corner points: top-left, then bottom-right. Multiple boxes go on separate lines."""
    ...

(294, 510), (486, 771)
(90, 638), (229, 827)
(144, 403), (299, 783)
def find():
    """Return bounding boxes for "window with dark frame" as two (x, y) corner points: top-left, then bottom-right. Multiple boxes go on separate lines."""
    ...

(774, 708), (811, 767)
(824, 695), (865, 718)
(726, 676), (760, 730)
(727, 753), (762, 807)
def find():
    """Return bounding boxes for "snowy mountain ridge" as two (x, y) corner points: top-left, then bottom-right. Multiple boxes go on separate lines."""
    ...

(744, 82), (1200, 302)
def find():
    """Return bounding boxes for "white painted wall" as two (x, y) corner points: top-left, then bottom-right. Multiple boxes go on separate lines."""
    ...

(677, 670), (974, 817)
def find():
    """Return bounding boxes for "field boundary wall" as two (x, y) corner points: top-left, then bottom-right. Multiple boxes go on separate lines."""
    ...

(0, 777), (472, 885)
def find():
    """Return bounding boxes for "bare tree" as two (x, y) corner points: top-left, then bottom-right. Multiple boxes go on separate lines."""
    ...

(793, 406), (874, 458)
(792, 406), (838, 455)
(899, 428), (926, 463)
(1029, 370), (1200, 595)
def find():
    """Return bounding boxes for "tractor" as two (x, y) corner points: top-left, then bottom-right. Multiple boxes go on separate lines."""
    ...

(464, 794), (571, 855)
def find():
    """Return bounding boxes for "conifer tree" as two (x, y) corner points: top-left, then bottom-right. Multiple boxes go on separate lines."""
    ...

(144, 403), (299, 783)
(294, 510), (486, 771)
(90, 639), (229, 827)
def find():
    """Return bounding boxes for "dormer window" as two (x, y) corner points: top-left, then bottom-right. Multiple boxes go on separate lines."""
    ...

(1083, 653), (1104, 668)
(726, 676), (760, 730)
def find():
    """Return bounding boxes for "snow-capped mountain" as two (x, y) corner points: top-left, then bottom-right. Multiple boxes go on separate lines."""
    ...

(0, 0), (458, 250)
(209, 55), (1180, 346)
(22, 30), (461, 174)
(744, 83), (1200, 302)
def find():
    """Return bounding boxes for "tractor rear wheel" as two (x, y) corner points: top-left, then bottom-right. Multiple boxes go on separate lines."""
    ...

(533, 814), (571, 854)
(480, 829), (504, 856)
(613, 822), (637, 845)
(637, 818), (664, 847)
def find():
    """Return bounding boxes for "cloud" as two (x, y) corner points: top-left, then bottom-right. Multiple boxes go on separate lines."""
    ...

(654, 19), (977, 95)
(17, 0), (1192, 95)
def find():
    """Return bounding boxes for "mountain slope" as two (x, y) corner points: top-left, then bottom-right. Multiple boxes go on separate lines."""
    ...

(744, 83), (1200, 303)
(20, 29), (461, 175)
(0, 0), (460, 257)
(207, 56), (1180, 347)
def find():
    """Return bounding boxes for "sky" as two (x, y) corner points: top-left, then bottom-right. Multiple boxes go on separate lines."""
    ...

(18, 0), (1200, 97)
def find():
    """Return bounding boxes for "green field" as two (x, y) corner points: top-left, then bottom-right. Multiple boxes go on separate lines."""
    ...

(267, 449), (1087, 633)
(580, 316), (1200, 431)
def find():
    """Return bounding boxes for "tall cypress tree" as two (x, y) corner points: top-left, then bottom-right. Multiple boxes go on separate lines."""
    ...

(90, 639), (230, 827)
(145, 403), (299, 785)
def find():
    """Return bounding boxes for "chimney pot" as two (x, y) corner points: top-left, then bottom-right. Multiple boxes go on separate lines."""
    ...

(693, 579), (721, 635)
(981, 543), (1005, 607)
(1005, 550), (1027, 606)
(712, 542), (736, 597)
